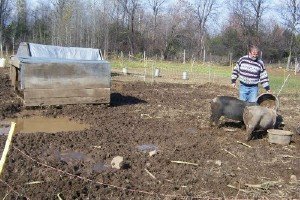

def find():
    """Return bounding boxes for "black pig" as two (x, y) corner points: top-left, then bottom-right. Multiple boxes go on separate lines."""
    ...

(210, 96), (256, 127)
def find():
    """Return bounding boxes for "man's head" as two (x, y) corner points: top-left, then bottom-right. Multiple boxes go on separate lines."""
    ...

(248, 45), (260, 60)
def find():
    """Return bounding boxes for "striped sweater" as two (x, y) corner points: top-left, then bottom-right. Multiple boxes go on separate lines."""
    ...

(231, 55), (270, 91)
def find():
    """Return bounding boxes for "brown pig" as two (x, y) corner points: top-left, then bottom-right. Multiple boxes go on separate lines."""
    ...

(243, 106), (283, 141)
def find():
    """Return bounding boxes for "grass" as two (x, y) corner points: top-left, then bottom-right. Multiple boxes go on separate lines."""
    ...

(110, 58), (299, 95)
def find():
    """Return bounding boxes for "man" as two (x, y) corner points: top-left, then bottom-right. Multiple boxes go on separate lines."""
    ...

(231, 45), (271, 103)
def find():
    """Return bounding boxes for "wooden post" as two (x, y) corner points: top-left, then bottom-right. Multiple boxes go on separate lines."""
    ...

(203, 47), (206, 63)
(286, 55), (291, 70)
(229, 52), (233, 69)
(151, 62), (154, 84)
(183, 49), (186, 64)
(103, 49), (107, 59)
(295, 58), (298, 75)
(0, 43), (3, 58)
(5, 45), (8, 57)
(143, 51), (146, 82)
(190, 59), (195, 73)
(0, 122), (16, 176)
(12, 37), (15, 54)
(208, 65), (211, 82)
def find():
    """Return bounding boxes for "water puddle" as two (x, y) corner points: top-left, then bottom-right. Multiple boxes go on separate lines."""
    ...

(3, 116), (89, 134)
(92, 162), (110, 173)
(0, 122), (11, 136)
(59, 151), (86, 163)
(186, 127), (198, 134)
(137, 144), (158, 153)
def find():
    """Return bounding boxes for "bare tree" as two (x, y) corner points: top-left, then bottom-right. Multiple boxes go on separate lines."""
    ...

(118, 0), (140, 53)
(146, 0), (167, 54)
(249, 0), (268, 33)
(279, 0), (300, 68)
(147, 0), (167, 31)
(193, 0), (218, 60)
(0, 0), (11, 56)
(50, 0), (76, 46)
(227, 0), (267, 52)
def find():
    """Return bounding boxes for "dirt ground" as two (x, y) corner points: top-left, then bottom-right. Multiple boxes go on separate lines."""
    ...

(0, 67), (299, 199)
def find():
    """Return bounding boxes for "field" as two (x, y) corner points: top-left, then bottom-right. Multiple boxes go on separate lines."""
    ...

(111, 59), (300, 94)
(0, 63), (300, 199)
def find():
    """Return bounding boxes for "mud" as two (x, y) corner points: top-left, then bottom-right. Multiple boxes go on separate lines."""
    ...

(0, 68), (299, 199)
(6, 116), (89, 134)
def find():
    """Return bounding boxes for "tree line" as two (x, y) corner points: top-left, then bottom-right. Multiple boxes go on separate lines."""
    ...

(0, 0), (300, 64)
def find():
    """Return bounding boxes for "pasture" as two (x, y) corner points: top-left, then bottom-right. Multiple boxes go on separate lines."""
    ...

(0, 60), (299, 199)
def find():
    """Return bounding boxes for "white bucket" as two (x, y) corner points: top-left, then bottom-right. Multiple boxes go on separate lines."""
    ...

(182, 71), (188, 80)
(0, 58), (5, 68)
(154, 68), (160, 77)
(122, 67), (128, 75)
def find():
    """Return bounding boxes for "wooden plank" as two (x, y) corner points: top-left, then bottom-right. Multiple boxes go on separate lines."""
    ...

(24, 88), (110, 99)
(0, 122), (16, 176)
(22, 62), (111, 89)
(24, 95), (110, 107)
(10, 66), (16, 87)
(9, 56), (20, 68)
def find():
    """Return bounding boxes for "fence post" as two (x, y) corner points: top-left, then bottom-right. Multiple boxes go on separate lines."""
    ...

(295, 57), (298, 75)
(229, 52), (233, 69)
(0, 43), (3, 58)
(5, 45), (8, 57)
(183, 49), (186, 64)
(143, 51), (146, 81)
(286, 55), (291, 70)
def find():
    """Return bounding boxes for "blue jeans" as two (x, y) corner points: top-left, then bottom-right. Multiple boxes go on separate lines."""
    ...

(239, 84), (258, 103)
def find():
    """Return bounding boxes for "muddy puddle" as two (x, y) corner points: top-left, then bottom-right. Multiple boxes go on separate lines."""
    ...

(2, 116), (89, 134)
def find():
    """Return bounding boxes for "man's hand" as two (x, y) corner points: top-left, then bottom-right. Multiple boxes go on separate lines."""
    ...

(232, 83), (236, 88)
(266, 90), (271, 93)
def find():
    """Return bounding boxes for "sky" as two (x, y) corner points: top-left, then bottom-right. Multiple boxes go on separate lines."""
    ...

(26, 0), (285, 33)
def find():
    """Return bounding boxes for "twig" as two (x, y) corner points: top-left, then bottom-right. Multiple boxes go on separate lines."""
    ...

(245, 180), (283, 190)
(171, 161), (198, 166)
(237, 141), (252, 148)
(0, 122), (16, 176)
(57, 193), (63, 200)
(227, 184), (250, 193)
(144, 169), (156, 179)
(222, 149), (237, 158)
(91, 146), (102, 149)
(2, 191), (10, 200)
(280, 155), (300, 159)
(223, 128), (236, 132)
(0, 179), (21, 197)
(24, 181), (44, 185)
(141, 114), (152, 119)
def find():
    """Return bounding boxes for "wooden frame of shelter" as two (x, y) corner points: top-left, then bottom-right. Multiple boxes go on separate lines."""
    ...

(10, 42), (111, 107)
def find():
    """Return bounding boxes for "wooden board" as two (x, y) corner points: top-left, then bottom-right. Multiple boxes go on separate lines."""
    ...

(10, 66), (17, 88)
(22, 62), (110, 89)
(24, 90), (110, 106)
(24, 88), (110, 99)
(9, 56), (21, 68)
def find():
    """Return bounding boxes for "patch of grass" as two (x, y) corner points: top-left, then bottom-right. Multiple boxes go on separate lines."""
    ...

(109, 58), (299, 94)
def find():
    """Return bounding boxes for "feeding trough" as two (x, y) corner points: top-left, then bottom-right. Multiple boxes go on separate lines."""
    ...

(267, 129), (293, 145)
(9, 42), (111, 106)
(256, 93), (279, 110)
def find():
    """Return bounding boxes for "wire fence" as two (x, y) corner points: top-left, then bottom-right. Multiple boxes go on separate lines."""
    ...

(111, 59), (232, 86)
